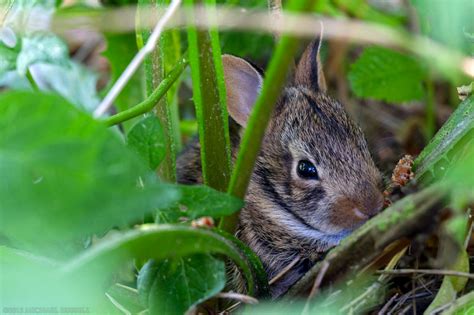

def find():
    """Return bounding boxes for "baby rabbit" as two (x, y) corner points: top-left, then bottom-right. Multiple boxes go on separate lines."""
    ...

(177, 39), (384, 297)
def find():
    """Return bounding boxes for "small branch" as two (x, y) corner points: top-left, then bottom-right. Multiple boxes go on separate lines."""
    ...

(302, 260), (329, 314)
(307, 260), (329, 300)
(102, 57), (188, 127)
(215, 292), (259, 304)
(93, 0), (182, 118)
(375, 269), (474, 280)
(269, 255), (301, 285)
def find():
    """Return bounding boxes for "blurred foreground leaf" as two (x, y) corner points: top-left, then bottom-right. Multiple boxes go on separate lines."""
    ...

(63, 225), (268, 298)
(138, 254), (225, 315)
(349, 46), (426, 102)
(0, 91), (179, 258)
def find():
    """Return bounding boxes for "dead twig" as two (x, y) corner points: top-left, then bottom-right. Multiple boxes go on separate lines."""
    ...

(302, 261), (330, 314)
(215, 292), (258, 304)
(268, 255), (301, 285)
(378, 293), (399, 315)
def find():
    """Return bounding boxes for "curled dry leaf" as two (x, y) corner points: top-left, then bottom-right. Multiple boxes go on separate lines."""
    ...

(383, 154), (415, 208)
(391, 154), (414, 187)
(191, 217), (215, 228)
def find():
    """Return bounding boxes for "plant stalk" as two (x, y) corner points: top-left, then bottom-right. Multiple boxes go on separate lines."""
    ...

(103, 58), (188, 127)
(186, 0), (232, 192)
(219, 0), (316, 232)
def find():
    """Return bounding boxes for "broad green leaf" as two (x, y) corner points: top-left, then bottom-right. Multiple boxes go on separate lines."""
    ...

(173, 185), (244, 220)
(128, 116), (166, 170)
(0, 245), (113, 311)
(156, 184), (244, 223)
(138, 254), (225, 315)
(349, 47), (427, 103)
(0, 91), (179, 258)
(63, 224), (269, 298)
(102, 33), (144, 131)
(17, 34), (69, 75)
(32, 60), (101, 112)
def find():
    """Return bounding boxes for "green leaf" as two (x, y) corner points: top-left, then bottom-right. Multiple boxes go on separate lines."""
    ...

(348, 47), (427, 103)
(0, 91), (179, 258)
(157, 184), (244, 223)
(128, 116), (167, 170)
(442, 291), (474, 315)
(0, 245), (117, 311)
(63, 225), (269, 298)
(423, 250), (470, 315)
(173, 185), (244, 220)
(17, 34), (69, 75)
(138, 254), (226, 315)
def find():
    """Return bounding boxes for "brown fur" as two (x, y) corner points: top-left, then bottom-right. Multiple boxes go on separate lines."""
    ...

(176, 41), (383, 297)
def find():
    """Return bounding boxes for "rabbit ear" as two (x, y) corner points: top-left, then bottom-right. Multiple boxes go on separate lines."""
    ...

(294, 38), (327, 93)
(222, 54), (263, 127)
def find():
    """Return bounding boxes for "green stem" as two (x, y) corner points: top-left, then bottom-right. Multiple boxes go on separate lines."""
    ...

(219, 0), (315, 232)
(136, 0), (182, 182)
(103, 58), (188, 127)
(186, 0), (232, 192)
(26, 69), (39, 91)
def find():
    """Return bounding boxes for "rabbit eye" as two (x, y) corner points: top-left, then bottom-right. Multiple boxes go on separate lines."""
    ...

(297, 160), (319, 180)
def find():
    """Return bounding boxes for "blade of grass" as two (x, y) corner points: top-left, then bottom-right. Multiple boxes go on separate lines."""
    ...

(414, 95), (473, 183)
(185, 0), (232, 192)
(219, 0), (315, 232)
